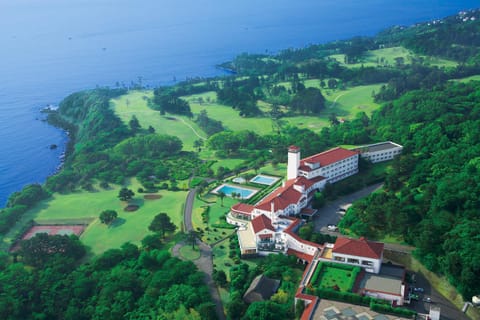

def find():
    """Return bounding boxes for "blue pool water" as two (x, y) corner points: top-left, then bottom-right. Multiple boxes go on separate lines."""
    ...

(214, 184), (259, 199)
(250, 175), (280, 186)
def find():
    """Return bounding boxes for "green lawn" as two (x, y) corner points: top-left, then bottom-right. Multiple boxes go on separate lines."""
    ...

(311, 263), (359, 292)
(329, 46), (457, 69)
(111, 90), (206, 151)
(184, 92), (275, 135)
(452, 74), (480, 83)
(179, 245), (201, 260)
(5, 179), (187, 255)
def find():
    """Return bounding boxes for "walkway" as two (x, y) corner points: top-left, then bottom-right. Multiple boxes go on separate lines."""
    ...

(175, 187), (226, 320)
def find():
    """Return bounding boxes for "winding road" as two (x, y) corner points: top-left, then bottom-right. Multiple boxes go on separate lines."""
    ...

(174, 187), (226, 320)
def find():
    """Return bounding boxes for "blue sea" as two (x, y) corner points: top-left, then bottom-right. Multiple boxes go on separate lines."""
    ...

(0, 0), (478, 207)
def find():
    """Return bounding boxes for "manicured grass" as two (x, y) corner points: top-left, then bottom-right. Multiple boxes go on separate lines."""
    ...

(179, 245), (201, 260)
(111, 90), (206, 151)
(311, 263), (359, 292)
(452, 74), (480, 83)
(325, 84), (384, 118)
(210, 158), (247, 172)
(184, 92), (275, 135)
(6, 179), (187, 255)
(329, 46), (458, 69)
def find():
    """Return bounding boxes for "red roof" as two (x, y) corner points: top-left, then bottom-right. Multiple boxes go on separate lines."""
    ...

(251, 214), (275, 234)
(255, 176), (324, 212)
(256, 179), (302, 211)
(283, 218), (323, 250)
(300, 147), (358, 167)
(333, 237), (384, 259)
(300, 208), (317, 216)
(287, 248), (314, 263)
(231, 203), (254, 215)
(289, 145), (300, 152)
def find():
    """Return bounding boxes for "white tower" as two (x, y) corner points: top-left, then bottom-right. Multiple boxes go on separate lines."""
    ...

(287, 145), (300, 180)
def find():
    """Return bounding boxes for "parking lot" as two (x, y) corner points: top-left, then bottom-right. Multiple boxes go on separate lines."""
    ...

(407, 272), (470, 320)
(312, 183), (471, 320)
(313, 183), (383, 233)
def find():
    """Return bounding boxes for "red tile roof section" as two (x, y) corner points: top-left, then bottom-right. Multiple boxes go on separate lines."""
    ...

(230, 203), (254, 215)
(251, 214), (275, 234)
(289, 145), (300, 152)
(300, 147), (358, 167)
(287, 248), (314, 263)
(255, 176), (324, 212)
(256, 179), (302, 211)
(333, 237), (384, 259)
(283, 218), (323, 250)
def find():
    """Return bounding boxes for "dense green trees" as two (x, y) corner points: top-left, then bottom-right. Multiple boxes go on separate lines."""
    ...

(195, 109), (224, 136)
(290, 87), (326, 113)
(0, 239), (214, 319)
(152, 87), (193, 116)
(339, 81), (480, 299)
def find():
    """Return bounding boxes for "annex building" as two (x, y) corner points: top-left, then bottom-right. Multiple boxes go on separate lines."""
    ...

(224, 142), (408, 317)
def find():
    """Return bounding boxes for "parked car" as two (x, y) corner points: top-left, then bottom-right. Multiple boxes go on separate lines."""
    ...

(409, 293), (419, 301)
(414, 287), (424, 293)
(327, 224), (338, 231)
(423, 297), (432, 303)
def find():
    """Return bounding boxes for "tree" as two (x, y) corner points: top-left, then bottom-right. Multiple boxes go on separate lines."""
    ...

(290, 87), (326, 114)
(20, 233), (86, 268)
(118, 187), (135, 201)
(218, 191), (226, 207)
(99, 210), (118, 225)
(149, 213), (177, 238)
(129, 115), (141, 133)
(187, 230), (198, 249)
(193, 139), (204, 152)
(212, 269), (227, 287)
(147, 125), (155, 134)
(329, 113), (340, 126)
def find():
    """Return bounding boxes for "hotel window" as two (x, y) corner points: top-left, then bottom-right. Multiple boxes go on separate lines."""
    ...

(347, 258), (360, 264)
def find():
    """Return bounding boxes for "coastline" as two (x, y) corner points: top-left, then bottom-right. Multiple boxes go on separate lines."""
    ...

(1, 1), (478, 208)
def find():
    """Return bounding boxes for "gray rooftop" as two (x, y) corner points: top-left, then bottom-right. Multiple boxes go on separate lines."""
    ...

(360, 274), (403, 296)
(243, 274), (280, 304)
(354, 141), (402, 153)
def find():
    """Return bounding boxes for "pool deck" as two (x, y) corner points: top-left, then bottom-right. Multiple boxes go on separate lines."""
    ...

(211, 183), (260, 200)
(249, 174), (281, 186)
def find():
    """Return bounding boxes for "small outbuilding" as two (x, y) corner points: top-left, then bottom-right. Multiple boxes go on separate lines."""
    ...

(243, 274), (280, 304)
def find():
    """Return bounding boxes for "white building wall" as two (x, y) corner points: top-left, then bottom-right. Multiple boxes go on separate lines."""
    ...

(359, 142), (403, 163)
(363, 290), (404, 306)
(288, 148), (301, 180)
(285, 233), (318, 256)
(332, 252), (382, 274)
(300, 155), (359, 183)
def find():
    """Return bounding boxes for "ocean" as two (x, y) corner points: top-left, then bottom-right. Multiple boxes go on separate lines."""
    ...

(0, 0), (478, 207)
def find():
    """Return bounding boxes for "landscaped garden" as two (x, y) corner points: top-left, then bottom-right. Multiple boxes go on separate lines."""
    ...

(310, 262), (361, 293)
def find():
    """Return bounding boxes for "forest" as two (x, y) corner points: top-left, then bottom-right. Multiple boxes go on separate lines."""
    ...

(0, 8), (480, 320)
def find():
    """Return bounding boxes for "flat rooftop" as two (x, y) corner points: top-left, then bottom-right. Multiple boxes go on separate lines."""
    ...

(238, 224), (256, 250)
(354, 141), (402, 153)
(360, 274), (403, 296)
(312, 298), (412, 320)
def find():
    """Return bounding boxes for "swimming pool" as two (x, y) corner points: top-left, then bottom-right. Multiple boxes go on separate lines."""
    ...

(250, 174), (280, 186)
(212, 184), (259, 199)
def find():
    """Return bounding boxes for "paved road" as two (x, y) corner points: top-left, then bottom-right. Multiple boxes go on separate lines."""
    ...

(183, 188), (197, 232)
(313, 183), (383, 232)
(180, 187), (226, 320)
(408, 272), (470, 320)
(314, 183), (414, 254)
